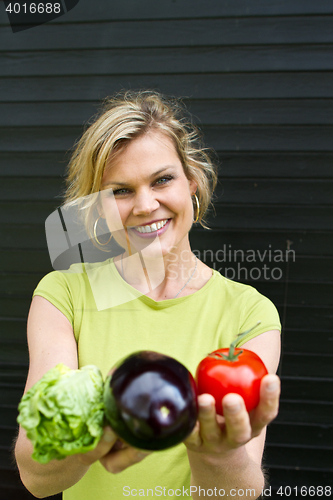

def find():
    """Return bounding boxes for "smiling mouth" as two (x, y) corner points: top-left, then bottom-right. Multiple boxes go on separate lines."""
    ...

(133, 219), (170, 234)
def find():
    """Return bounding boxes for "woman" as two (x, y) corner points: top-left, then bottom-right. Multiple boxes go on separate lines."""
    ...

(15, 90), (281, 499)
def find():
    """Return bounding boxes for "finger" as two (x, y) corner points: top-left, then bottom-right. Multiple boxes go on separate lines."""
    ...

(183, 420), (202, 448)
(77, 427), (118, 465)
(100, 445), (151, 474)
(223, 393), (252, 447)
(251, 374), (280, 436)
(196, 393), (222, 444)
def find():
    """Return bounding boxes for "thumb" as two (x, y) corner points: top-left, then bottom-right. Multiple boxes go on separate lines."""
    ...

(77, 427), (118, 465)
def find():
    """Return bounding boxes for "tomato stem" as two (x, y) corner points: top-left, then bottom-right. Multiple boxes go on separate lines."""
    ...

(208, 321), (261, 362)
(227, 321), (261, 362)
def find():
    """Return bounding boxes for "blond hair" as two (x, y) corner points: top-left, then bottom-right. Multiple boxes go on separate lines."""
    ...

(64, 90), (218, 240)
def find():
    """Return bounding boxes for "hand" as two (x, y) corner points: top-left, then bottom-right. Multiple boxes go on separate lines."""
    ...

(184, 374), (280, 457)
(77, 426), (151, 473)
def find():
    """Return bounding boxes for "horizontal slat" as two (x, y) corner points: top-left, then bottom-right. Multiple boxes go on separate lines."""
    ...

(276, 400), (333, 425)
(0, 272), (54, 294)
(0, 178), (63, 201)
(0, 385), (25, 406)
(0, 126), (80, 152)
(0, 457), (329, 496)
(0, 486), (60, 500)
(206, 125), (333, 152)
(1, 200), (332, 230)
(210, 257), (333, 284)
(0, 365), (28, 384)
(281, 329), (333, 355)
(0, 297), (31, 318)
(2, 17), (333, 51)
(11, 409), (332, 449)
(3, 421), (332, 450)
(216, 179), (333, 205)
(2, 151), (332, 179)
(218, 152), (333, 178)
(3, 252), (332, 284)
(1, 0), (332, 24)
(2, 315), (332, 356)
(2, 46), (333, 78)
(2, 73), (333, 102)
(0, 152), (68, 177)
(0, 321), (27, 342)
(3, 226), (331, 257)
(1, 394), (332, 431)
(1, 124), (333, 152)
(0, 102), (97, 127)
(2, 288), (332, 326)
(264, 444), (333, 471)
(0, 345), (29, 365)
(0, 376), (331, 409)
(1, 176), (332, 206)
(267, 468), (332, 490)
(3, 99), (333, 127)
(210, 204), (333, 230)
(280, 354), (333, 378)
(0, 406), (19, 427)
(0, 224), (48, 249)
(4, 226), (330, 256)
(282, 305), (333, 330)
(256, 282), (333, 308)
(0, 201), (58, 224)
(280, 377), (333, 402)
(191, 229), (333, 258)
(0, 481), (49, 500)
(0, 427), (17, 449)
(1, 307), (332, 353)
(189, 99), (333, 125)
(2, 124), (333, 153)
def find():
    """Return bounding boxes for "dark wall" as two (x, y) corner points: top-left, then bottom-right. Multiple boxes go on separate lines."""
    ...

(0, 1), (332, 498)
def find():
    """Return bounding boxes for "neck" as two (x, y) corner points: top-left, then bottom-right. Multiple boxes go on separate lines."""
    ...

(117, 247), (198, 299)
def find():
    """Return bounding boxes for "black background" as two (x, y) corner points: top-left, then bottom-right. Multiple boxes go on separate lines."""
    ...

(0, 0), (332, 498)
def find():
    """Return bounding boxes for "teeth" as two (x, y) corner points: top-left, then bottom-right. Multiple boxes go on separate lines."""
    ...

(136, 219), (168, 233)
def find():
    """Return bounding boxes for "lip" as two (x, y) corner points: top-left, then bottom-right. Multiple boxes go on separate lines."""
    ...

(129, 218), (171, 238)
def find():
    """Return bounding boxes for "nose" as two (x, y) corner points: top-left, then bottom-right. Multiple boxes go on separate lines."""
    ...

(132, 190), (160, 217)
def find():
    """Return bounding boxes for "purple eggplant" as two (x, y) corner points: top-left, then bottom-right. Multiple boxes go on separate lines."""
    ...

(103, 351), (198, 450)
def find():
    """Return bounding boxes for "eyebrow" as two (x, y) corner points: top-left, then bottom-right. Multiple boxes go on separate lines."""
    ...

(102, 165), (177, 188)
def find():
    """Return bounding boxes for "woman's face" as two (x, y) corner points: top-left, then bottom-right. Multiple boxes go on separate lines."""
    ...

(99, 130), (197, 258)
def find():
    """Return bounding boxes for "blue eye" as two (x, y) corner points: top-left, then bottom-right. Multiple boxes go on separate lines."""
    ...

(113, 188), (130, 196)
(155, 175), (174, 185)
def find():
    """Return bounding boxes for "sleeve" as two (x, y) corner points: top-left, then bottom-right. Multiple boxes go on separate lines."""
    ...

(33, 271), (76, 326)
(237, 287), (281, 346)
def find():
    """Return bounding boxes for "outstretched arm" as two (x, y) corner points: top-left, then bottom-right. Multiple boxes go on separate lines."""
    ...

(185, 329), (281, 500)
(15, 296), (150, 498)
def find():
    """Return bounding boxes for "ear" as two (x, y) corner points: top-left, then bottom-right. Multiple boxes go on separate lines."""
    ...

(188, 179), (198, 196)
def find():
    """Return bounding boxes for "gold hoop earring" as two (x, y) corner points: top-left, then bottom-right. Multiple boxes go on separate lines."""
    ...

(193, 194), (200, 223)
(93, 216), (112, 246)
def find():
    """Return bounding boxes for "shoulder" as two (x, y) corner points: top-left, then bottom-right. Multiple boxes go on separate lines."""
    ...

(34, 263), (84, 295)
(211, 270), (281, 340)
(34, 258), (113, 294)
(212, 270), (269, 302)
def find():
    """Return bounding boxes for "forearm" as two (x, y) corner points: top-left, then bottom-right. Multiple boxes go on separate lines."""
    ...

(187, 446), (265, 500)
(14, 428), (90, 498)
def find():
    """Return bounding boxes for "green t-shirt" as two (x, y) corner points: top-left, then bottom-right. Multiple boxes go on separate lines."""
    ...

(33, 258), (281, 500)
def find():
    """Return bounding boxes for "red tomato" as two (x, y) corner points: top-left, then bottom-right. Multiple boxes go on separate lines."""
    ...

(196, 347), (268, 416)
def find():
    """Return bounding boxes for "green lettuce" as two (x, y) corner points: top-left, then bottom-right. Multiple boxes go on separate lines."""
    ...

(17, 363), (105, 464)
